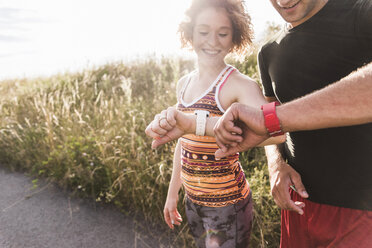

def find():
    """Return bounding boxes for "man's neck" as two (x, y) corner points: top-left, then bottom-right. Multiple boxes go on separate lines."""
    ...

(289, 0), (329, 28)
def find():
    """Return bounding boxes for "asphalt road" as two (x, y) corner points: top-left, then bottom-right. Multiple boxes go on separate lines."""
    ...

(0, 167), (164, 248)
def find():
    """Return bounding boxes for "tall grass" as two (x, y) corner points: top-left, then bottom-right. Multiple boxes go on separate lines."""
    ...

(0, 55), (280, 247)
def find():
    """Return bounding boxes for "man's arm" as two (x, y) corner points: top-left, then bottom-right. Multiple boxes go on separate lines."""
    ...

(278, 62), (372, 132)
(263, 97), (308, 214)
(214, 62), (372, 158)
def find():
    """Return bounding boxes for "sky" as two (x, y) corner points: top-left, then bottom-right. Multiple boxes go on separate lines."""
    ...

(0, 0), (283, 80)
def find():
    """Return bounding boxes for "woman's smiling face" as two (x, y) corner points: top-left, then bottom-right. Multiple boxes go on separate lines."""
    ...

(192, 7), (233, 64)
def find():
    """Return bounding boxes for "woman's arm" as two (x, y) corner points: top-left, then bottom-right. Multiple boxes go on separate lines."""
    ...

(228, 74), (285, 146)
(163, 140), (183, 229)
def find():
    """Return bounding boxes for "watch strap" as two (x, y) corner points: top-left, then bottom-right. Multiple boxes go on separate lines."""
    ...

(261, 101), (284, 137)
(194, 110), (209, 136)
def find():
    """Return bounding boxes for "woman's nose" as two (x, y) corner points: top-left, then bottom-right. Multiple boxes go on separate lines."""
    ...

(207, 33), (219, 46)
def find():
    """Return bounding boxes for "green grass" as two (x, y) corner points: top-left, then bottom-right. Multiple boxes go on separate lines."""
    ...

(0, 55), (280, 247)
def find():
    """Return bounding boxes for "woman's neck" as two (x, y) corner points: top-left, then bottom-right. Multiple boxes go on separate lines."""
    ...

(197, 60), (227, 83)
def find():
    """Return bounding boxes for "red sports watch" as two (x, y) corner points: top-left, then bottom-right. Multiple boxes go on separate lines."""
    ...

(261, 101), (284, 137)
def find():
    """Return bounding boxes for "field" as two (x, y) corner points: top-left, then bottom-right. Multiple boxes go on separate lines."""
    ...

(0, 53), (281, 247)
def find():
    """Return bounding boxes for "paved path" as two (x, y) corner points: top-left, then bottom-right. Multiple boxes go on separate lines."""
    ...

(0, 168), (164, 248)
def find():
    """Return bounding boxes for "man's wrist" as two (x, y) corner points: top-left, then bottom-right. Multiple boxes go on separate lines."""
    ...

(275, 105), (287, 133)
(265, 145), (284, 168)
(234, 103), (268, 136)
(261, 102), (284, 136)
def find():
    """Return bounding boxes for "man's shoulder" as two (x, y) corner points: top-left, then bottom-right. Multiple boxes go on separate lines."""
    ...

(259, 29), (286, 54)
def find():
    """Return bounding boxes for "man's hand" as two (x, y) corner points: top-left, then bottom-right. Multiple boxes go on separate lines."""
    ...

(214, 103), (269, 158)
(268, 156), (309, 215)
(145, 107), (193, 148)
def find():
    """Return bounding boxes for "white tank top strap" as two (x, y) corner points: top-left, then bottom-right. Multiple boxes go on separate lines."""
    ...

(180, 66), (227, 107)
(178, 71), (195, 104)
(213, 65), (235, 88)
(215, 65), (237, 113)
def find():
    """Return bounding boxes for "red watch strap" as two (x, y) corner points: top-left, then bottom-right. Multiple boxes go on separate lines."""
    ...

(261, 101), (284, 137)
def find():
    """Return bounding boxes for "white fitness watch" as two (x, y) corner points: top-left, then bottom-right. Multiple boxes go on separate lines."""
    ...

(194, 110), (210, 136)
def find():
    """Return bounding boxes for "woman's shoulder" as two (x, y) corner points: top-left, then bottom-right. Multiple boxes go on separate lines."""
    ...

(223, 68), (266, 107)
(176, 72), (193, 99)
(177, 73), (191, 92)
(228, 69), (259, 88)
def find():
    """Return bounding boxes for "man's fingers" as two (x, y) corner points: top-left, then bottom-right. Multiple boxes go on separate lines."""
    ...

(285, 200), (305, 215)
(214, 125), (243, 147)
(215, 146), (239, 159)
(224, 120), (243, 135)
(214, 149), (226, 159)
(290, 174), (309, 198)
(271, 187), (286, 210)
(276, 187), (304, 215)
(215, 138), (228, 153)
(272, 182), (304, 215)
(294, 201), (305, 209)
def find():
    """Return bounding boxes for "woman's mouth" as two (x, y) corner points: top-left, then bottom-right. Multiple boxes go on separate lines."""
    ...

(202, 49), (220, 55)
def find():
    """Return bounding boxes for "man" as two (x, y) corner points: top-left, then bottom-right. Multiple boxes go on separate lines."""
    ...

(147, 0), (372, 247)
(215, 0), (372, 247)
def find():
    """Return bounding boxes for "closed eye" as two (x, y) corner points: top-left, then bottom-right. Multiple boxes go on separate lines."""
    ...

(219, 33), (228, 37)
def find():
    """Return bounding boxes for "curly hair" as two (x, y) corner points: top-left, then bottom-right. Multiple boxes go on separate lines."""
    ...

(179, 0), (253, 55)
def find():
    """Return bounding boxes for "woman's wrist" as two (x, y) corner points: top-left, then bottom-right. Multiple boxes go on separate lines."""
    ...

(185, 114), (197, 134)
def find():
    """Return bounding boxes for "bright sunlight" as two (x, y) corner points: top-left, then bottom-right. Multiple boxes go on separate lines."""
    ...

(0, 0), (282, 80)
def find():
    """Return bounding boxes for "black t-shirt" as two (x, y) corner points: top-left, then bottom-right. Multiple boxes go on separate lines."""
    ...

(258, 0), (372, 210)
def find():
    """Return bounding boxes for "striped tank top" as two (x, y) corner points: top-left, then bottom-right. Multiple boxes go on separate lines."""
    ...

(177, 65), (250, 207)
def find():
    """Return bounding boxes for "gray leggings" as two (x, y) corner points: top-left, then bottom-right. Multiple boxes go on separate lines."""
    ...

(185, 192), (253, 248)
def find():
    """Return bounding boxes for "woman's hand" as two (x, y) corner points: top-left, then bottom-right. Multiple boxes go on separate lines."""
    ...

(145, 107), (194, 148)
(164, 195), (183, 229)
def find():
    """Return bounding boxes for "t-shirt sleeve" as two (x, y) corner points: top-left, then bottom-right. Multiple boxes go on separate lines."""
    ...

(257, 49), (275, 97)
(356, 0), (372, 58)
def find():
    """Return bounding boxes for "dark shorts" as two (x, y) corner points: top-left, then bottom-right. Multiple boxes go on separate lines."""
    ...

(281, 190), (372, 248)
(185, 191), (253, 248)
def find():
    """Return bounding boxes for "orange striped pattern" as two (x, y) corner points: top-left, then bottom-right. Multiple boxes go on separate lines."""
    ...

(178, 66), (249, 207)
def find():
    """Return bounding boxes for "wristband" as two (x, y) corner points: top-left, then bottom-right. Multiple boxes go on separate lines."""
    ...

(261, 101), (284, 137)
(194, 110), (209, 136)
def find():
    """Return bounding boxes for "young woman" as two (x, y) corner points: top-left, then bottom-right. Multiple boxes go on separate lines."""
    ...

(146, 0), (285, 247)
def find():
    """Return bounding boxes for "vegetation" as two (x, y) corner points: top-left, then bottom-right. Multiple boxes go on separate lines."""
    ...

(0, 25), (282, 246)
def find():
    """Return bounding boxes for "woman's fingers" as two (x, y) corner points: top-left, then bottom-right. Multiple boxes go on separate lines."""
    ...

(159, 110), (174, 131)
(163, 208), (173, 229)
(164, 208), (182, 229)
(169, 210), (182, 226)
(145, 121), (164, 138)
